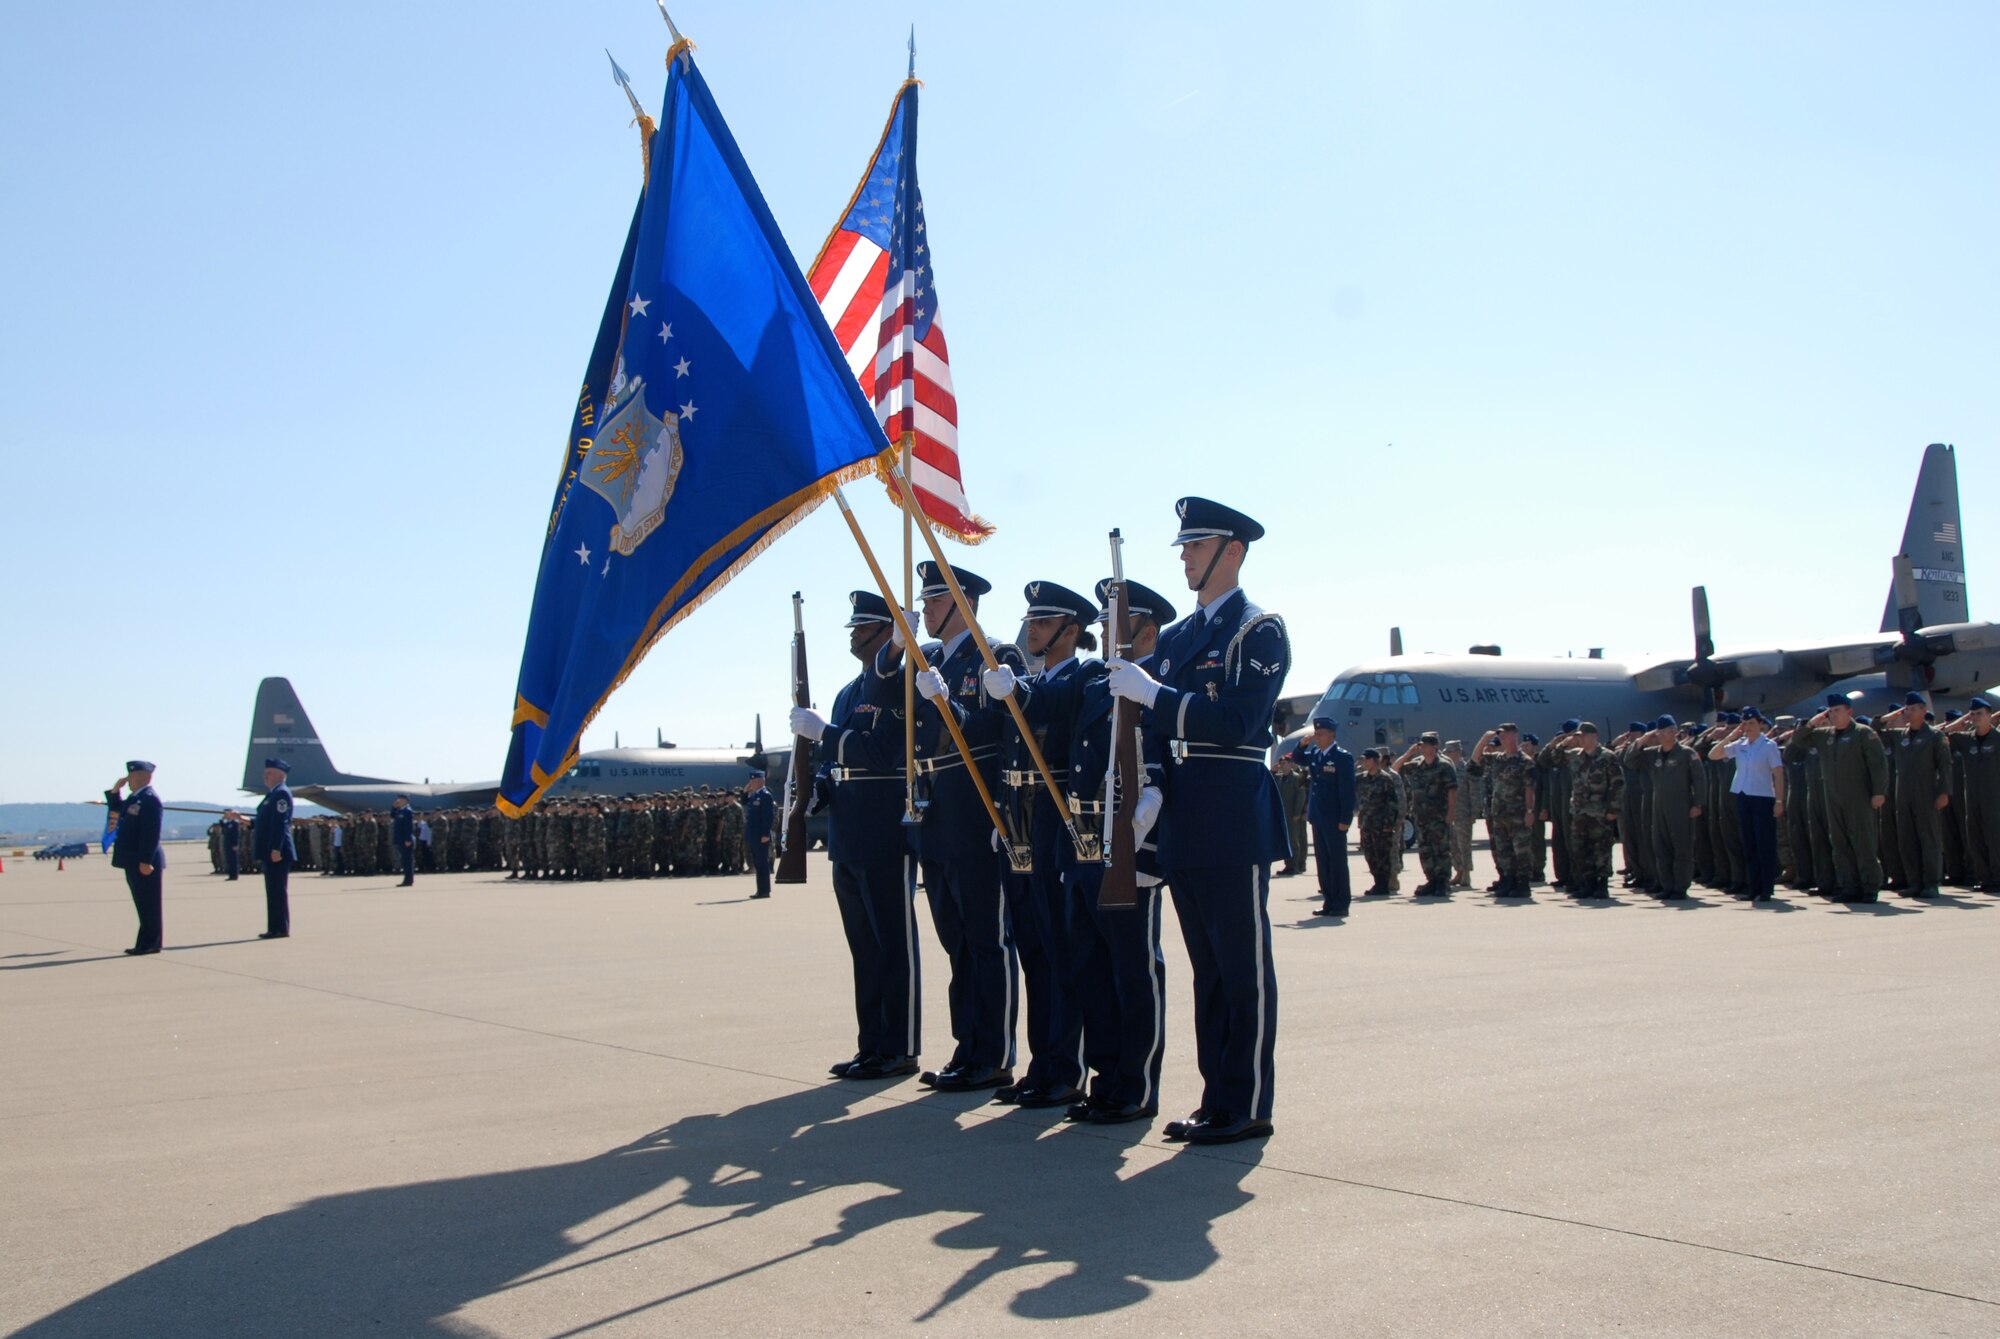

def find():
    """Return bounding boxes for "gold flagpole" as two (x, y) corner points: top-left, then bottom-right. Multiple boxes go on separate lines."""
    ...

(833, 486), (1016, 844)
(901, 434), (918, 824)
(887, 463), (1084, 858)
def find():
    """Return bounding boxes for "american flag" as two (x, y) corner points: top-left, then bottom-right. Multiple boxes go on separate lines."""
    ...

(807, 81), (991, 543)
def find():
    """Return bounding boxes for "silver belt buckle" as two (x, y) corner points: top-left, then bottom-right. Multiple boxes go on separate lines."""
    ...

(1169, 740), (1189, 763)
(1002, 769), (1034, 788)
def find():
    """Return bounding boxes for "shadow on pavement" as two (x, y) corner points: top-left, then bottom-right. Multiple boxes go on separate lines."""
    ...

(0, 954), (129, 972)
(12, 1082), (1256, 1336)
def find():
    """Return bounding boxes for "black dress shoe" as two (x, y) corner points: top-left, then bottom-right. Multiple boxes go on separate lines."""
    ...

(1162, 1109), (1210, 1141)
(844, 1054), (918, 1080)
(1184, 1115), (1274, 1145)
(932, 1066), (1013, 1092)
(257, 931), (289, 939)
(990, 1083), (1029, 1105)
(1065, 1100), (1097, 1122)
(1087, 1102), (1157, 1125)
(1017, 1085), (1084, 1110)
(124, 947), (161, 956)
(830, 1052), (875, 1078)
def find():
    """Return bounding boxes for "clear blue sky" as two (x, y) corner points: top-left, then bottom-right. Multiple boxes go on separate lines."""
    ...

(2, 2), (1994, 804)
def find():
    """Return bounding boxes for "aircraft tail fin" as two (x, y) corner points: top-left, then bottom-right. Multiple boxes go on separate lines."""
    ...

(1881, 443), (1967, 631)
(242, 678), (390, 791)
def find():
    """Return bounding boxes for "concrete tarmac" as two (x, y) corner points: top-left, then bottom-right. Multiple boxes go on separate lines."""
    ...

(3, 843), (1996, 1336)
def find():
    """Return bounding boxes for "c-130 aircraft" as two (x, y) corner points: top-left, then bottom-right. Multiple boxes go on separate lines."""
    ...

(1280, 443), (1997, 753)
(239, 678), (783, 814)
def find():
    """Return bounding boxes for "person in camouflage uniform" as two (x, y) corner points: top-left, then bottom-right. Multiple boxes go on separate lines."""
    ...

(720, 795), (746, 873)
(1353, 748), (1403, 895)
(1522, 733), (1549, 886)
(1540, 721), (1579, 890)
(1551, 723), (1624, 897)
(1275, 758), (1310, 877)
(1469, 723), (1537, 897)
(1393, 731), (1458, 896)
(1444, 740), (1477, 889)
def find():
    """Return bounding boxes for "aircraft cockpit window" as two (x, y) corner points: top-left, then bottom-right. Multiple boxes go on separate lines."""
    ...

(1400, 685), (1419, 704)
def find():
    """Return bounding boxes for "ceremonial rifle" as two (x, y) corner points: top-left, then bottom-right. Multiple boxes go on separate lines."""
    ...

(1099, 529), (1140, 910)
(777, 591), (812, 884)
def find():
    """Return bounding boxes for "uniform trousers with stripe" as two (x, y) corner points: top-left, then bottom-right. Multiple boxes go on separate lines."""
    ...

(1066, 864), (1166, 1111)
(921, 855), (1018, 1072)
(831, 855), (920, 1060)
(1007, 860), (1084, 1091)
(1166, 863), (1278, 1122)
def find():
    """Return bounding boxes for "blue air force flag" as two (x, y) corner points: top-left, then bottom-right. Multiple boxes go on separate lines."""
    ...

(499, 45), (894, 815)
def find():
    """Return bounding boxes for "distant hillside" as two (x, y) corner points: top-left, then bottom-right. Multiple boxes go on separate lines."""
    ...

(0, 800), (330, 844)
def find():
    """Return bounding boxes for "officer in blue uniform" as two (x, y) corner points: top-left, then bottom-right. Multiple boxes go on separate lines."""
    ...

(391, 795), (417, 886)
(988, 577), (1178, 1124)
(791, 590), (922, 1081)
(1107, 498), (1291, 1145)
(219, 808), (242, 880)
(110, 761), (166, 955)
(742, 772), (778, 898)
(985, 580), (1098, 1110)
(1286, 717), (1358, 916)
(906, 560), (1025, 1092)
(254, 757), (296, 939)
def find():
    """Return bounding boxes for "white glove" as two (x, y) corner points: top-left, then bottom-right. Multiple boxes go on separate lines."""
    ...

(788, 706), (828, 742)
(1133, 786), (1163, 845)
(1106, 657), (1163, 707)
(990, 827), (1004, 852)
(891, 609), (922, 648)
(915, 668), (947, 701)
(982, 665), (1017, 699)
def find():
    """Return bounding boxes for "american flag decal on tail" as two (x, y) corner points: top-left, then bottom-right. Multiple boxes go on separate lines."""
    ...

(807, 81), (991, 543)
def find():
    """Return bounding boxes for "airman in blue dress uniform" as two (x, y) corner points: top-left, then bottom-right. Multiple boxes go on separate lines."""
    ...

(792, 590), (921, 1081)
(905, 560), (1026, 1092)
(110, 761), (166, 955)
(984, 580), (1097, 1110)
(989, 577), (1179, 1124)
(1285, 718), (1358, 916)
(391, 795), (417, 886)
(741, 772), (777, 898)
(1106, 498), (1291, 1145)
(254, 757), (296, 939)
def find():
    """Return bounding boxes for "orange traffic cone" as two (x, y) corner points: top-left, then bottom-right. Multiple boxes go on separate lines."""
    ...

(58, 857), (65, 871)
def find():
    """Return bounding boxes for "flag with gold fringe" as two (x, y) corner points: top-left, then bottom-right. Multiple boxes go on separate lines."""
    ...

(500, 41), (894, 815)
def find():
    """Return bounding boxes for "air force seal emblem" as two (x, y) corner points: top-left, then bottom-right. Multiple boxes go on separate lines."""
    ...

(581, 377), (684, 556)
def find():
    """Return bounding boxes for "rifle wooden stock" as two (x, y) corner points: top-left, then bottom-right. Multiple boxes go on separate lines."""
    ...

(1100, 529), (1140, 909)
(777, 591), (812, 884)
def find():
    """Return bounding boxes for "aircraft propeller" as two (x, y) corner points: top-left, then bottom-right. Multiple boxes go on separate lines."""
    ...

(1631, 586), (1786, 705)
(1824, 555), (2000, 688)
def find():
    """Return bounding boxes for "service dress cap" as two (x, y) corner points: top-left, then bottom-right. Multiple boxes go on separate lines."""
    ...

(1093, 577), (1178, 626)
(1170, 496), (1265, 546)
(845, 590), (894, 628)
(125, 759), (156, 773)
(265, 757), (292, 773)
(916, 560), (991, 599)
(1021, 580), (1096, 623)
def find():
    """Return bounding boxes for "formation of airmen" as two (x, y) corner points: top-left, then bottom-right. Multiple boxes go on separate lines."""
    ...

(205, 788), (754, 882)
(789, 497), (1289, 1146)
(1291, 690), (2000, 910)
